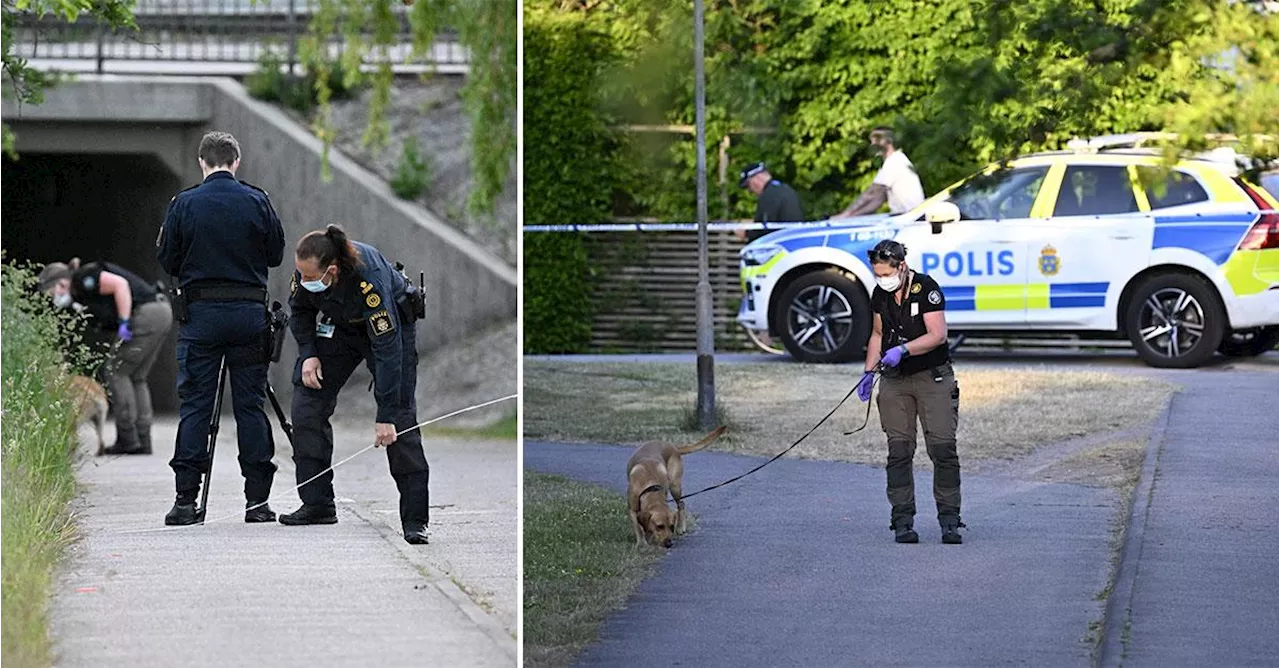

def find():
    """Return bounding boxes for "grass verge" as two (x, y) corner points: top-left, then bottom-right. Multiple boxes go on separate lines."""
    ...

(523, 472), (664, 668)
(420, 412), (518, 440)
(523, 361), (1176, 472)
(2, 261), (101, 667)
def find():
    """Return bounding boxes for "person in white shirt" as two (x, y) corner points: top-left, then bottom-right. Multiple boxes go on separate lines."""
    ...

(835, 127), (926, 218)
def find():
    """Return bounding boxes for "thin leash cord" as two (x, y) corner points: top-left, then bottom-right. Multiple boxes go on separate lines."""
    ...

(115, 394), (517, 535)
(677, 369), (881, 502)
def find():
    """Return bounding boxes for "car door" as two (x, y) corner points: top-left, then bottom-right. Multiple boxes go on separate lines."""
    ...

(896, 165), (1050, 327)
(1021, 162), (1153, 328)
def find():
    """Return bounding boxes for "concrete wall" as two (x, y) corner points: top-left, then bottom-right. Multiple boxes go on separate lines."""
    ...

(3, 75), (516, 408)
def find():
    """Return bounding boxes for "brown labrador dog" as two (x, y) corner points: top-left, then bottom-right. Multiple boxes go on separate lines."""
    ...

(69, 374), (109, 456)
(626, 426), (727, 548)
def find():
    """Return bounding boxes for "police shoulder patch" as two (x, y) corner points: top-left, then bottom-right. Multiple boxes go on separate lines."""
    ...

(290, 273), (298, 296)
(369, 309), (396, 337)
(366, 292), (382, 309)
(928, 289), (942, 305)
(360, 281), (373, 295)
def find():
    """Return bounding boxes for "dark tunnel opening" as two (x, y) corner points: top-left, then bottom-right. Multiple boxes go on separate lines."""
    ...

(3, 152), (185, 413)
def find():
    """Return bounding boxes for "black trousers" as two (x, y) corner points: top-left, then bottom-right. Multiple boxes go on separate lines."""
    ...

(289, 318), (429, 529)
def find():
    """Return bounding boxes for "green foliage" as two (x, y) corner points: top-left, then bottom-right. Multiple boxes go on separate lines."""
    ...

(536, 0), (1279, 222)
(522, 7), (624, 353)
(245, 49), (361, 116)
(0, 258), (103, 666)
(2, 0), (136, 159)
(301, 0), (516, 214)
(390, 135), (431, 199)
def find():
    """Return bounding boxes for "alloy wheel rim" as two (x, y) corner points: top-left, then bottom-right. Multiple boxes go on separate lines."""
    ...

(1137, 288), (1205, 359)
(787, 285), (854, 355)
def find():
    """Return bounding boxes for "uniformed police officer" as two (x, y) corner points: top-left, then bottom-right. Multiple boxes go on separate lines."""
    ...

(739, 161), (805, 242)
(38, 258), (175, 455)
(856, 239), (964, 544)
(281, 224), (430, 545)
(157, 131), (286, 526)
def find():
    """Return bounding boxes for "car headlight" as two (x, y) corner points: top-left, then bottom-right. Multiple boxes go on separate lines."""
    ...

(740, 244), (784, 267)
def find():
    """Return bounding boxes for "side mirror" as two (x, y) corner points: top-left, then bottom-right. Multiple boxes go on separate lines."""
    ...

(924, 201), (960, 234)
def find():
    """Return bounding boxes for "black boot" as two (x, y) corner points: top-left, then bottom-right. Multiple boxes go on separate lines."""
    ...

(103, 426), (144, 455)
(279, 504), (338, 526)
(135, 424), (153, 455)
(245, 501), (277, 523)
(403, 524), (429, 545)
(941, 519), (966, 545)
(165, 499), (199, 526)
(893, 524), (919, 544)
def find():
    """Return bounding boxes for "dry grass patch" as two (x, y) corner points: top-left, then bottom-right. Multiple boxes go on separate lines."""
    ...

(1037, 437), (1150, 490)
(524, 361), (1176, 468)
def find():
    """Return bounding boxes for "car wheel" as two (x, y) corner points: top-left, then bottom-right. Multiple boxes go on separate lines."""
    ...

(1218, 325), (1279, 357)
(1123, 273), (1225, 368)
(774, 269), (871, 363)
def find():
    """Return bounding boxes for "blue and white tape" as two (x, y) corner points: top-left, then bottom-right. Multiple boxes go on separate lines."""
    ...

(522, 220), (855, 233)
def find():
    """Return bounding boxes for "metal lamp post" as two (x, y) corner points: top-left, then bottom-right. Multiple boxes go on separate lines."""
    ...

(693, 0), (716, 430)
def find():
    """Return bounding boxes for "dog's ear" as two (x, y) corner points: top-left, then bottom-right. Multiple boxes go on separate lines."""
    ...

(637, 509), (651, 528)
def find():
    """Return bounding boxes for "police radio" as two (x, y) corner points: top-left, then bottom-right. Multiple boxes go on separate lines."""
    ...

(394, 261), (427, 321)
(268, 301), (290, 363)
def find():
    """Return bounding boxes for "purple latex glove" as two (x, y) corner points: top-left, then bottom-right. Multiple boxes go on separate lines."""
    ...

(117, 319), (133, 343)
(881, 344), (908, 367)
(855, 371), (876, 402)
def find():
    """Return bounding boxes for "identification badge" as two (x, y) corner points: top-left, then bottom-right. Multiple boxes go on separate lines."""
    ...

(316, 315), (335, 339)
(911, 302), (919, 318)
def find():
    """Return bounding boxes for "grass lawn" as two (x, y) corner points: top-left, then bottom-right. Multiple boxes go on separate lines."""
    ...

(523, 472), (665, 668)
(524, 361), (1176, 478)
(419, 412), (517, 440)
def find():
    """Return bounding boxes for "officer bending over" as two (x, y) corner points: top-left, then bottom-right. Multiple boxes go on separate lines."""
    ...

(282, 224), (430, 545)
(856, 239), (964, 544)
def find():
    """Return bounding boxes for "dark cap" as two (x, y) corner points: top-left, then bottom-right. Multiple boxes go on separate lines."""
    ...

(738, 162), (767, 188)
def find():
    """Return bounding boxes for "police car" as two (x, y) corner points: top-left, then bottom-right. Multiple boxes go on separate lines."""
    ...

(737, 134), (1279, 368)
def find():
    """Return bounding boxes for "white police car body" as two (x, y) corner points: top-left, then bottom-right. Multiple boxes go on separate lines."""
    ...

(738, 137), (1279, 368)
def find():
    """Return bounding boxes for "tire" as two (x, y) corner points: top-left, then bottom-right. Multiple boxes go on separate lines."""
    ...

(1218, 325), (1279, 357)
(774, 269), (871, 363)
(1123, 272), (1226, 368)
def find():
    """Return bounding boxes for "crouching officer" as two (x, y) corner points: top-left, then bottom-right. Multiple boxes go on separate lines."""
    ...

(157, 131), (286, 526)
(856, 239), (964, 544)
(282, 224), (430, 545)
(38, 258), (174, 455)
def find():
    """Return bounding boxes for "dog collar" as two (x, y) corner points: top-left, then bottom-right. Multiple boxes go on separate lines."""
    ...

(639, 484), (666, 500)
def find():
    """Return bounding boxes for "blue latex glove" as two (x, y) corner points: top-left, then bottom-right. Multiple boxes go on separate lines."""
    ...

(117, 319), (133, 343)
(855, 371), (876, 402)
(881, 344), (908, 367)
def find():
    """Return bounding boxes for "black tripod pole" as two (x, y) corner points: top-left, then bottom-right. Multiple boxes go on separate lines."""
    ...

(265, 383), (294, 445)
(198, 357), (228, 523)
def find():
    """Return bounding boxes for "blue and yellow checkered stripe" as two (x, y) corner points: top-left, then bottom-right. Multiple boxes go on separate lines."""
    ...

(944, 282), (1109, 311)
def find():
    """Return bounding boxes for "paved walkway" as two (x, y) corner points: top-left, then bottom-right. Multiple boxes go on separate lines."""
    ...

(1102, 369), (1278, 666)
(526, 442), (1120, 666)
(54, 413), (516, 667)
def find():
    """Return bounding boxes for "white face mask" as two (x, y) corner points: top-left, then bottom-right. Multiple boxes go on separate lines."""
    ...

(876, 270), (903, 292)
(52, 292), (73, 309)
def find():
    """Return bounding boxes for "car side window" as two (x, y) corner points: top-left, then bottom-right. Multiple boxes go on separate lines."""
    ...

(948, 166), (1049, 221)
(1136, 167), (1209, 209)
(1054, 165), (1139, 216)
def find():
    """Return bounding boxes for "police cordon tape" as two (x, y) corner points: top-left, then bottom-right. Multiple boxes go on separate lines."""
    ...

(522, 220), (878, 233)
(115, 393), (518, 535)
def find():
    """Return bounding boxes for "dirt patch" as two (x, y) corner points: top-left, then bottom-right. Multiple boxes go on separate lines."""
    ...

(523, 361), (1177, 475)
(1037, 437), (1150, 490)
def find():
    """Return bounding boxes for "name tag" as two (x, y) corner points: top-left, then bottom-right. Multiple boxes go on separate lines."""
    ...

(911, 303), (919, 318)
(316, 321), (335, 339)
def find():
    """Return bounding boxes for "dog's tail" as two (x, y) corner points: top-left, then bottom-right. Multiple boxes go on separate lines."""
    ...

(676, 425), (728, 455)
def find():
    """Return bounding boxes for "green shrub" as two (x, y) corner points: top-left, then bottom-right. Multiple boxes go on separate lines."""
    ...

(391, 136), (431, 200)
(522, 10), (622, 353)
(245, 50), (361, 115)
(1, 259), (102, 667)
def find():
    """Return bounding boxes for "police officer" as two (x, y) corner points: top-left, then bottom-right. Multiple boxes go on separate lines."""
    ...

(38, 258), (174, 455)
(157, 131), (286, 526)
(738, 162), (805, 243)
(281, 224), (430, 545)
(856, 239), (964, 544)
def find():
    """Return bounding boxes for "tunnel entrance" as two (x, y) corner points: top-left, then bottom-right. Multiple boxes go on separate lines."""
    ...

(3, 152), (185, 412)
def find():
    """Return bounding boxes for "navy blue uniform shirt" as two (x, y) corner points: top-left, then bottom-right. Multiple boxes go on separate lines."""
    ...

(157, 171), (285, 288)
(288, 241), (412, 423)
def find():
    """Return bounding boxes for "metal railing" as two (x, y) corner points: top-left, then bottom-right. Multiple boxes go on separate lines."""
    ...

(11, 0), (467, 75)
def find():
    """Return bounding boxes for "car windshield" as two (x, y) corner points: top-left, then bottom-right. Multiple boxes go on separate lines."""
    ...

(946, 166), (1049, 220)
(1260, 172), (1278, 201)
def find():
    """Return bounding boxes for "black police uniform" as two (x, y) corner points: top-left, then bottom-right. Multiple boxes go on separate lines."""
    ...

(157, 170), (286, 513)
(749, 179), (805, 242)
(287, 241), (429, 536)
(870, 271), (962, 533)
